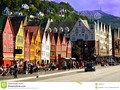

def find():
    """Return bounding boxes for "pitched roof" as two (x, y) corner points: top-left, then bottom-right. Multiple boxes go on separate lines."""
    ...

(40, 30), (44, 41)
(49, 21), (76, 33)
(54, 33), (58, 44)
(49, 32), (53, 43)
(0, 16), (7, 33)
(41, 19), (48, 30)
(10, 16), (27, 25)
(24, 29), (28, 38)
(10, 19), (21, 36)
(60, 34), (64, 43)
(24, 26), (39, 40)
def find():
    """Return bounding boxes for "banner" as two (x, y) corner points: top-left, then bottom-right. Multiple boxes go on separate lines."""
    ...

(0, 82), (120, 90)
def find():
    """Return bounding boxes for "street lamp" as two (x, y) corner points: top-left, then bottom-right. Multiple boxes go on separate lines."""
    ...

(82, 43), (86, 61)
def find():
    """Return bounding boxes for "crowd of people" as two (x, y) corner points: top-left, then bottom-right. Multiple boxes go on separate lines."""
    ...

(0, 60), (85, 78)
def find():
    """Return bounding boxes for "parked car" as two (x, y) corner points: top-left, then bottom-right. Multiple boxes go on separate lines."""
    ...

(108, 60), (116, 66)
(84, 62), (95, 72)
(116, 60), (120, 65)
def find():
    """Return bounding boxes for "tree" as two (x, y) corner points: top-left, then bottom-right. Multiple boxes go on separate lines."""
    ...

(72, 44), (81, 60)
(31, 0), (40, 8)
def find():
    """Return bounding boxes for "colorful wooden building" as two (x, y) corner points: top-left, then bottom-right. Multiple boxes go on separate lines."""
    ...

(61, 34), (67, 58)
(55, 33), (61, 61)
(66, 40), (72, 58)
(50, 33), (56, 62)
(41, 31), (47, 63)
(24, 30), (30, 61)
(2, 16), (15, 66)
(11, 18), (25, 61)
(24, 26), (41, 63)
(46, 32), (51, 64)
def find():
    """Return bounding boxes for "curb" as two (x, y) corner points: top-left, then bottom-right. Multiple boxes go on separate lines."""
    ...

(5, 69), (84, 82)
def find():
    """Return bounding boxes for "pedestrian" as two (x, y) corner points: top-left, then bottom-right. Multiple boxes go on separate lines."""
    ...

(13, 62), (19, 78)
(67, 61), (71, 70)
(29, 63), (33, 74)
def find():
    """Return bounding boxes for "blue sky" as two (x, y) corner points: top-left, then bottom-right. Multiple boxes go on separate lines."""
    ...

(51, 0), (120, 17)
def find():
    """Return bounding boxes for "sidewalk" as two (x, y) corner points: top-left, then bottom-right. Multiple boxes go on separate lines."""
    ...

(0, 65), (102, 82)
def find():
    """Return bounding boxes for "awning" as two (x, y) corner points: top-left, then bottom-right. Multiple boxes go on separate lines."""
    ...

(3, 57), (19, 60)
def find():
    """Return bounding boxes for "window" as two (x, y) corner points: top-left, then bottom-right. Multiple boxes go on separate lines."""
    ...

(46, 46), (49, 50)
(9, 45), (13, 52)
(8, 34), (10, 40)
(51, 52), (55, 56)
(91, 34), (94, 39)
(72, 37), (75, 41)
(10, 34), (12, 40)
(79, 34), (81, 37)
(90, 25), (94, 29)
(79, 21), (81, 26)
(3, 32), (6, 40)
(75, 28), (79, 34)
(3, 45), (6, 52)
(82, 28), (85, 33)
(85, 34), (88, 39)
(17, 36), (23, 43)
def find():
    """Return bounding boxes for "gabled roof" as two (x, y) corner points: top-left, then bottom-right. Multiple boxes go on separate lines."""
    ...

(0, 16), (7, 33)
(54, 33), (58, 44)
(60, 34), (64, 44)
(10, 16), (27, 25)
(40, 30), (44, 41)
(24, 26), (39, 40)
(10, 19), (21, 36)
(49, 32), (54, 43)
(49, 21), (76, 33)
(29, 32), (33, 42)
(24, 29), (28, 39)
(41, 19), (48, 31)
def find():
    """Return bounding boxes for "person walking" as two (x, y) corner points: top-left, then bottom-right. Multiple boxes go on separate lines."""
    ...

(13, 62), (19, 78)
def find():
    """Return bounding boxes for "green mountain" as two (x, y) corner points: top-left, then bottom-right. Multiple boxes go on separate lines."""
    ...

(0, 0), (88, 22)
(80, 10), (120, 28)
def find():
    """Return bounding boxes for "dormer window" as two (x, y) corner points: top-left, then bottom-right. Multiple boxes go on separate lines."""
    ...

(90, 25), (94, 29)
(65, 27), (70, 33)
(85, 34), (88, 39)
(53, 27), (58, 33)
(91, 34), (93, 39)
(79, 21), (81, 26)
(59, 27), (63, 33)
(82, 29), (85, 33)
(75, 27), (79, 34)
(47, 28), (52, 32)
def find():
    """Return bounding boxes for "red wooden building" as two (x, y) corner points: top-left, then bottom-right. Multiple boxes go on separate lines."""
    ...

(2, 16), (15, 66)
(50, 33), (56, 62)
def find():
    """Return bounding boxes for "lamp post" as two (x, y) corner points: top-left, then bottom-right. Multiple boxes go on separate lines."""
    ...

(82, 42), (86, 61)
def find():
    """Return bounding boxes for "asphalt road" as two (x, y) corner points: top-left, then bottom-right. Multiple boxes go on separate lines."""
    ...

(35, 65), (120, 82)
(7, 65), (120, 82)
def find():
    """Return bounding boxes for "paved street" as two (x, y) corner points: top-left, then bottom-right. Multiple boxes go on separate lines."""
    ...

(2, 65), (120, 82)
(36, 65), (120, 82)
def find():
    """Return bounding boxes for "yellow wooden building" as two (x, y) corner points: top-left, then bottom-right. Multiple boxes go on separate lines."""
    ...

(25, 26), (41, 63)
(11, 20), (25, 61)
